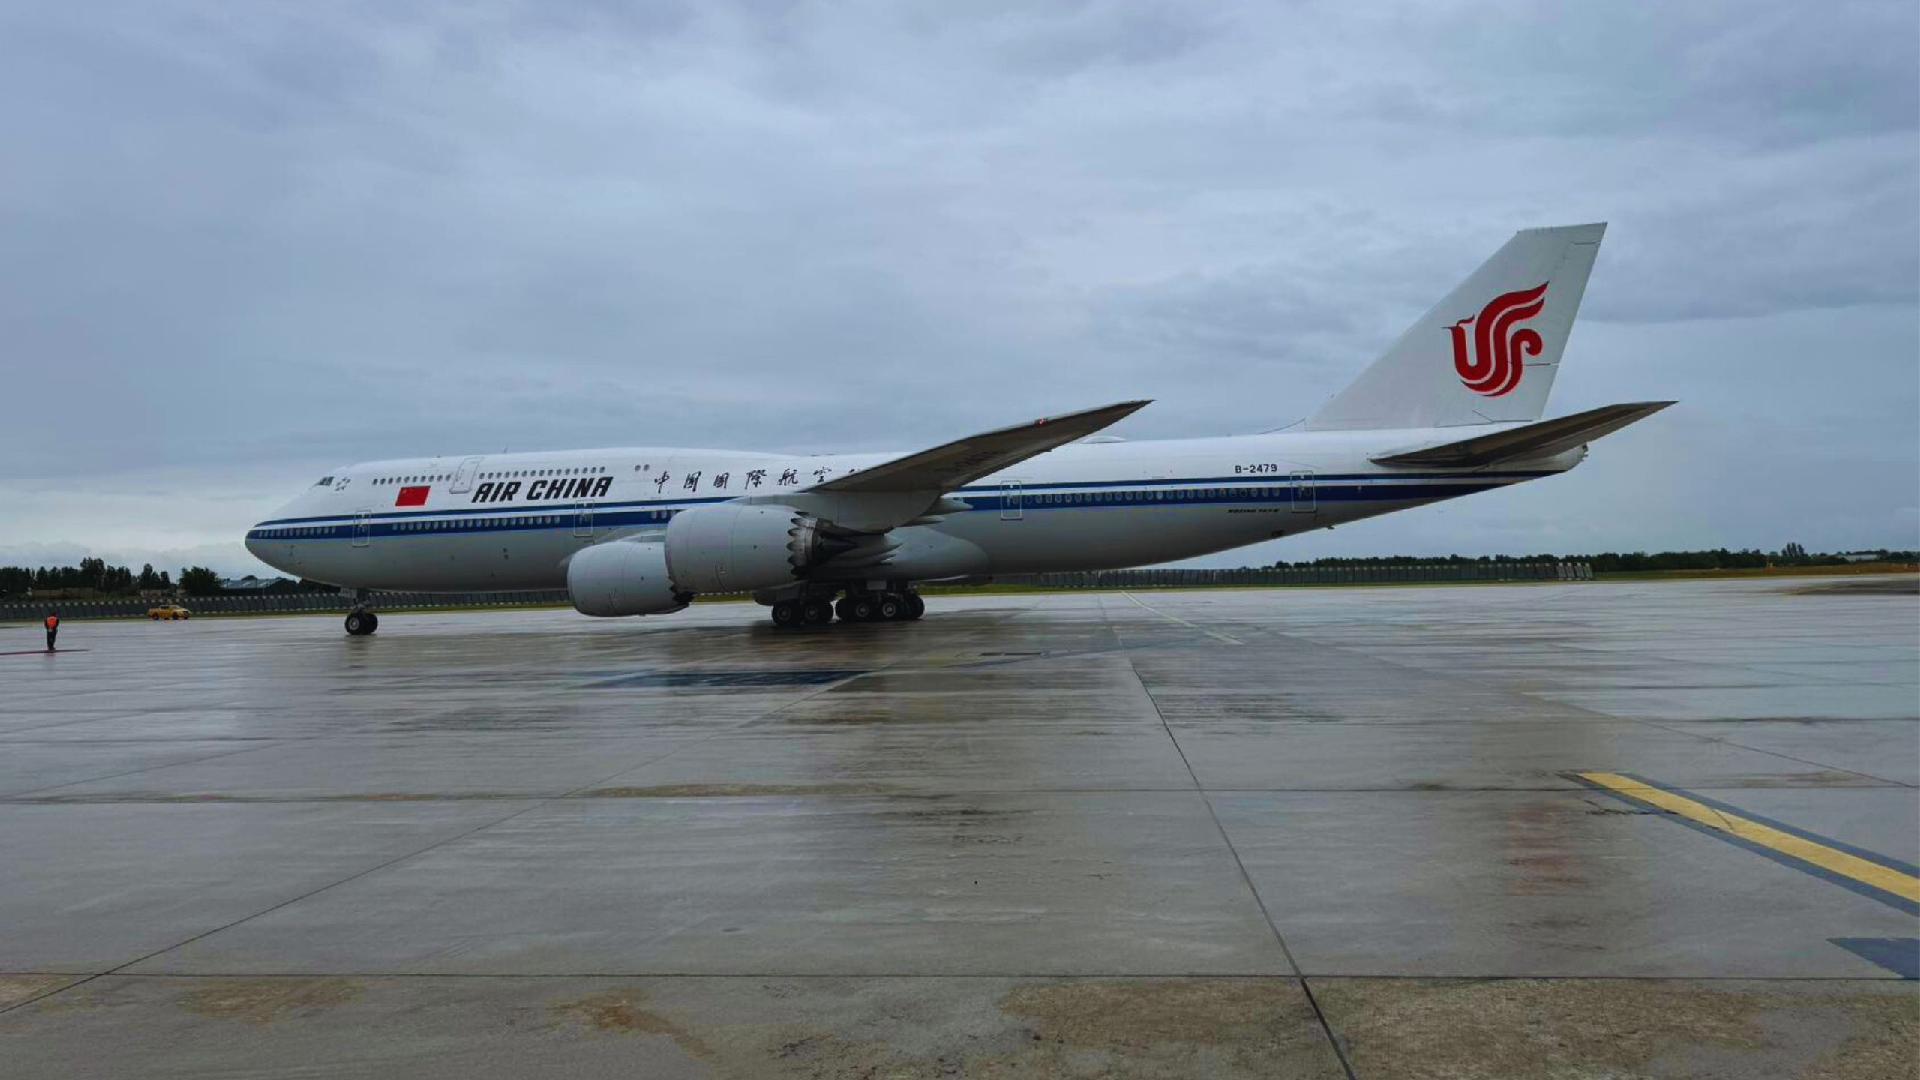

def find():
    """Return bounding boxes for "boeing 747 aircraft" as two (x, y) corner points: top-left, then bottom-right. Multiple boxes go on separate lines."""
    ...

(247, 224), (1669, 634)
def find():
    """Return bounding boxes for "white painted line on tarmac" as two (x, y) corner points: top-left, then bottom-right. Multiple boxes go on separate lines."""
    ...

(1120, 592), (1245, 645)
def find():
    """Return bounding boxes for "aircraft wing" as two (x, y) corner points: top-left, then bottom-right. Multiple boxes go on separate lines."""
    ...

(810, 400), (1151, 495)
(1371, 401), (1674, 468)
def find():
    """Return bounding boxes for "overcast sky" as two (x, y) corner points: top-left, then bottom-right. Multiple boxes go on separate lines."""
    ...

(2, 1), (1915, 575)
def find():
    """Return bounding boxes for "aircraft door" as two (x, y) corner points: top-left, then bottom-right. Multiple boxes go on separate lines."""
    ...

(1290, 469), (1316, 513)
(1000, 481), (1023, 521)
(449, 456), (483, 494)
(352, 511), (373, 547)
(574, 502), (594, 539)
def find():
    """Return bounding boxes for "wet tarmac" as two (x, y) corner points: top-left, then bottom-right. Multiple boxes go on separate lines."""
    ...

(2, 578), (1915, 1078)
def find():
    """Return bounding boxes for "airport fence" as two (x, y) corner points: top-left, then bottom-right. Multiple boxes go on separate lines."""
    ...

(0, 564), (1591, 621)
(0, 590), (571, 622)
(1001, 562), (1593, 589)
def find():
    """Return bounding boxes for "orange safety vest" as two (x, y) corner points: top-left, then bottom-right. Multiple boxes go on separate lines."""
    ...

(44, 615), (58, 630)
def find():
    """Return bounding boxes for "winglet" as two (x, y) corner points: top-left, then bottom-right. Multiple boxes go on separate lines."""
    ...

(812, 400), (1151, 494)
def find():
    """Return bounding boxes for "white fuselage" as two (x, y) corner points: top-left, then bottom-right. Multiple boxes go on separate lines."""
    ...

(245, 427), (1579, 593)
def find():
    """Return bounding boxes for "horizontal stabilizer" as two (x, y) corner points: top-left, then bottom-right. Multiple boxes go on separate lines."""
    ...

(812, 400), (1150, 494)
(1372, 401), (1674, 468)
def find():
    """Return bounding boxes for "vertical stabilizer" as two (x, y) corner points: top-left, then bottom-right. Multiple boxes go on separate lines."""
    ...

(1305, 224), (1604, 430)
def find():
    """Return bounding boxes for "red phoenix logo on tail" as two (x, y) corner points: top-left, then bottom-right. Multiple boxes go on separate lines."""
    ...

(1449, 283), (1548, 397)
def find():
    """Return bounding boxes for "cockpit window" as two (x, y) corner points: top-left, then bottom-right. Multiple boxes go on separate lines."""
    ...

(315, 476), (334, 487)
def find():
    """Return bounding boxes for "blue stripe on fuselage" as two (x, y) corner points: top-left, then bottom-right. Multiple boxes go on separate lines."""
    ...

(251, 470), (1552, 528)
(246, 476), (1520, 542)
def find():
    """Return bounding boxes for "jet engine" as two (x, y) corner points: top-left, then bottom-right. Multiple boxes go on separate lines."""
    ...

(566, 541), (692, 617)
(663, 503), (853, 593)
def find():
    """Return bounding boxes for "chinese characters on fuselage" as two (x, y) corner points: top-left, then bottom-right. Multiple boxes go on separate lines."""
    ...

(472, 464), (860, 505)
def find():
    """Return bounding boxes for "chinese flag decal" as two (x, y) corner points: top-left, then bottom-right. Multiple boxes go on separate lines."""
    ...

(395, 485), (430, 507)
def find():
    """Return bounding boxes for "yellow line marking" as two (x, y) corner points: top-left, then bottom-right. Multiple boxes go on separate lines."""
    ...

(1119, 592), (1244, 645)
(1577, 771), (1920, 904)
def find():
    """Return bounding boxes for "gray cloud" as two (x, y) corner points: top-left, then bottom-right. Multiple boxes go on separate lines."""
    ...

(0, 0), (1913, 573)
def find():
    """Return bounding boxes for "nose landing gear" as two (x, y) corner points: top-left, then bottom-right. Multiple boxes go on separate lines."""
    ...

(344, 591), (379, 636)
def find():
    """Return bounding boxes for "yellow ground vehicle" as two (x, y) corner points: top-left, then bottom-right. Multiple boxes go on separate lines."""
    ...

(147, 604), (192, 621)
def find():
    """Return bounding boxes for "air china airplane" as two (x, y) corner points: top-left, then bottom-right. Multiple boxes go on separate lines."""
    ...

(247, 223), (1669, 635)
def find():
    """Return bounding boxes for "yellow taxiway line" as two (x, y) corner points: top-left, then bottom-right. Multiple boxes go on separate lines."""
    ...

(1576, 771), (1920, 907)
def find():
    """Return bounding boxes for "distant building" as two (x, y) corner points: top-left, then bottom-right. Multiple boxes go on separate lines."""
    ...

(1837, 551), (1885, 563)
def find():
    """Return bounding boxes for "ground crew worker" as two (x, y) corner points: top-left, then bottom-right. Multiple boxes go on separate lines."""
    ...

(44, 610), (58, 651)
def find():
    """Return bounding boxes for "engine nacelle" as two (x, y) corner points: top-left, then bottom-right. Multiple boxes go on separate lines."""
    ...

(664, 503), (844, 593)
(567, 541), (691, 617)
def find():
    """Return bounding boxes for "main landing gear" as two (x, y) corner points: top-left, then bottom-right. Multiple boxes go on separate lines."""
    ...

(344, 591), (379, 636)
(769, 597), (833, 628)
(769, 590), (924, 629)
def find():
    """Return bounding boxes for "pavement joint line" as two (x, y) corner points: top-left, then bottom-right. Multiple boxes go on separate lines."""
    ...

(0, 710), (191, 739)
(0, 739), (308, 801)
(5, 782), (1916, 806)
(0, 667), (880, 1020)
(1218, 621), (1913, 789)
(1551, 639), (1908, 691)
(8, 970), (1920, 982)
(0, 649), (93, 656)
(1574, 771), (1920, 914)
(1627, 718), (1916, 789)
(1118, 591), (1245, 645)
(1099, 594), (1360, 1080)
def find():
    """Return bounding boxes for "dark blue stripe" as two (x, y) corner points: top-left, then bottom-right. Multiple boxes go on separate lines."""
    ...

(960, 470), (1554, 490)
(247, 483), (1506, 542)
(252, 472), (1542, 528)
(1617, 773), (1920, 878)
(1828, 937), (1919, 979)
(1573, 773), (1920, 917)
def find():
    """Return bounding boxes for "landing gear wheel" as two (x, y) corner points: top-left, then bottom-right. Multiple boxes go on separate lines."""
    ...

(904, 594), (926, 620)
(877, 594), (904, 621)
(770, 600), (800, 628)
(847, 595), (877, 622)
(801, 599), (834, 626)
(345, 611), (377, 636)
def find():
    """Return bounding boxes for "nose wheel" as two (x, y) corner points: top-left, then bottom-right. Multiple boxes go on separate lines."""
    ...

(345, 609), (379, 636)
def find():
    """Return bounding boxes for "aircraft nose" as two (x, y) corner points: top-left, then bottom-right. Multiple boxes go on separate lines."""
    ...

(245, 527), (282, 571)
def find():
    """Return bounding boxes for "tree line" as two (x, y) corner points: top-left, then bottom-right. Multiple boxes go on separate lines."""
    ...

(1271, 546), (1916, 572)
(0, 560), (225, 597)
(4, 545), (1909, 601)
